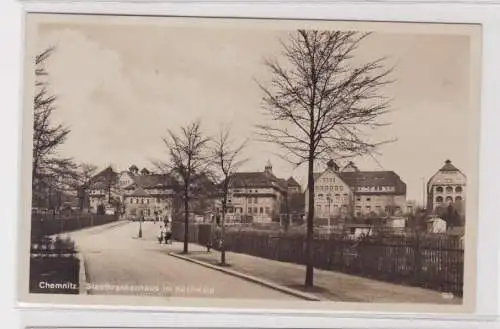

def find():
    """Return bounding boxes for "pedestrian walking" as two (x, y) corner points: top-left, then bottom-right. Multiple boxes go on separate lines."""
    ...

(158, 224), (164, 244)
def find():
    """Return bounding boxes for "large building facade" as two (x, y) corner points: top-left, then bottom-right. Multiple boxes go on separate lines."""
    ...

(86, 165), (175, 219)
(427, 159), (466, 216)
(305, 160), (407, 221)
(213, 161), (299, 224)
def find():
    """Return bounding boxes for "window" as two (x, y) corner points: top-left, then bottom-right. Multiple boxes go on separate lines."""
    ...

(436, 186), (443, 193)
(366, 198), (371, 202)
(335, 194), (340, 197)
(436, 196), (443, 203)
(335, 186), (338, 191)
(356, 197), (361, 201)
(445, 196), (453, 202)
(260, 207), (264, 214)
(339, 186), (343, 191)
(254, 207), (258, 213)
(146, 199), (150, 204)
(265, 207), (270, 214)
(456, 186), (463, 193)
(248, 207), (252, 213)
(446, 186), (453, 193)
(248, 197), (252, 204)
(456, 196), (463, 202)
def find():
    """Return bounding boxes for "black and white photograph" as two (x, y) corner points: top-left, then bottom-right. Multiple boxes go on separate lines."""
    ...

(18, 13), (481, 313)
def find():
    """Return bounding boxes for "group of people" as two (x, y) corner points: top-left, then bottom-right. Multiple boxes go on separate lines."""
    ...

(157, 216), (172, 245)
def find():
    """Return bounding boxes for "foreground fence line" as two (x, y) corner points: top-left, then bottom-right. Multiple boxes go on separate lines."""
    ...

(31, 213), (119, 239)
(172, 222), (464, 297)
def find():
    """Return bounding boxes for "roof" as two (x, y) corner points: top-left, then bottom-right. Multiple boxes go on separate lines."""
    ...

(286, 177), (301, 188)
(311, 169), (406, 195)
(130, 174), (173, 189)
(128, 186), (150, 197)
(88, 166), (118, 189)
(230, 172), (286, 191)
(439, 159), (460, 172)
(340, 171), (406, 195)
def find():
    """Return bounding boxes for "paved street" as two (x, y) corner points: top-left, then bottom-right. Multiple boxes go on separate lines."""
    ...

(62, 221), (298, 299)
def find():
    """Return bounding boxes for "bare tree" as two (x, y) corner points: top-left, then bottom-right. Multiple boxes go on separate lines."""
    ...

(32, 47), (75, 209)
(256, 30), (394, 287)
(76, 163), (98, 211)
(161, 120), (211, 253)
(210, 125), (247, 265)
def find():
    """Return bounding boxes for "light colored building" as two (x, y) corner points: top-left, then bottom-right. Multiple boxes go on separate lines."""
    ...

(120, 169), (175, 219)
(87, 165), (175, 219)
(86, 166), (120, 213)
(427, 159), (466, 216)
(305, 160), (353, 221)
(305, 160), (407, 221)
(214, 161), (290, 224)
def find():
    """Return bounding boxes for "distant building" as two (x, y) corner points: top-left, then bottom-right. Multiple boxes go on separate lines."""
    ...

(427, 159), (466, 216)
(86, 166), (120, 213)
(305, 160), (407, 222)
(214, 161), (294, 224)
(120, 169), (175, 219)
(340, 162), (407, 218)
(86, 165), (175, 219)
(305, 160), (353, 222)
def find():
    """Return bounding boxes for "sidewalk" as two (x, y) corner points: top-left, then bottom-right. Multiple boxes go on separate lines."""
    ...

(168, 241), (462, 304)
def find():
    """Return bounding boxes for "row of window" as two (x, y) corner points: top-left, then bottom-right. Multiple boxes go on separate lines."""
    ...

(215, 207), (271, 214)
(435, 196), (463, 203)
(316, 185), (344, 192)
(435, 186), (463, 193)
(127, 197), (167, 204)
(318, 177), (336, 184)
(357, 186), (395, 192)
(316, 193), (349, 199)
(233, 189), (260, 193)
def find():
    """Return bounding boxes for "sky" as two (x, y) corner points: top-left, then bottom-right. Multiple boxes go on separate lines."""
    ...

(34, 17), (476, 204)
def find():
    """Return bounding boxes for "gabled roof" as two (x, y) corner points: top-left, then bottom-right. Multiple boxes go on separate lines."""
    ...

(131, 174), (173, 189)
(340, 171), (406, 195)
(230, 172), (286, 191)
(128, 186), (150, 197)
(286, 177), (301, 188)
(88, 166), (118, 189)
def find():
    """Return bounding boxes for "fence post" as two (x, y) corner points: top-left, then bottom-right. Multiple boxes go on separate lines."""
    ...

(413, 232), (422, 284)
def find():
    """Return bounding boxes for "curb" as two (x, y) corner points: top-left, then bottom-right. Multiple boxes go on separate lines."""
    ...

(77, 252), (89, 295)
(168, 252), (322, 301)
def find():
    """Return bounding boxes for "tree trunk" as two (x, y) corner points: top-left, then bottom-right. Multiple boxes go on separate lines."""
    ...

(221, 196), (227, 265)
(305, 154), (315, 287)
(183, 187), (189, 254)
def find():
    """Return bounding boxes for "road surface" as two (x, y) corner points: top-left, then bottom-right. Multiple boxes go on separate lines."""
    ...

(63, 220), (299, 300)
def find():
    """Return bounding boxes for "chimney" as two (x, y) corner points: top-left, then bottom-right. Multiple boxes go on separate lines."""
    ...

(264, 160), (273, 175)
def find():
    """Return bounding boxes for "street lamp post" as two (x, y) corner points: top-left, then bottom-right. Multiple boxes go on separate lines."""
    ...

(138, 211), (143, 238)
(327, 195), (332, 235)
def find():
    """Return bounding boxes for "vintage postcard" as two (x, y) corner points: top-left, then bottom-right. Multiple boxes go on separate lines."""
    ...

(18, 13), (482, 314)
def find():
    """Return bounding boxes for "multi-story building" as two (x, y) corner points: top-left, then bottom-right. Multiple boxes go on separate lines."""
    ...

(119, 167), (175, 219)
(427, 159), (466, 216)
(86, 165), (175, 219)
(340, 162), (407, 218)
(214, 161), (294, 224)
(86, 166), (120, 213)
(305, 160), (353, 221)
(305, 160), (407, 221)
